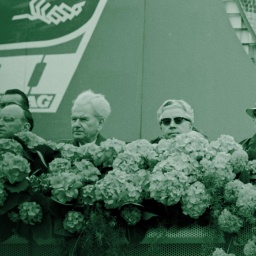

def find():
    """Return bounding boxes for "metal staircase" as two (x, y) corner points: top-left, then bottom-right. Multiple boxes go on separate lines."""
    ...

(223, 0), (256, 63)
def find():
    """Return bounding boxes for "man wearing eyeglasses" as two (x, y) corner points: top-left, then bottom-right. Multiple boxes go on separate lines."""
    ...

(151, 99), (194, 143)
(0, 104), (31, 138)
(0, 104), (59, 174)
(0, 89), (30, 110)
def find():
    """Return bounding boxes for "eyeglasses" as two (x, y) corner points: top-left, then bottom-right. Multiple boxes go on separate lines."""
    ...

(160, 117), (190, 126)
(0, 116), (23, 123)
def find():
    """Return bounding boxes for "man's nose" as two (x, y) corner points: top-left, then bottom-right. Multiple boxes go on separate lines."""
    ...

(169, 121), (177, 128)
(73, 119), (81, 126)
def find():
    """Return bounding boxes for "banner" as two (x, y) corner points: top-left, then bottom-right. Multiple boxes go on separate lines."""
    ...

(0, 0), (107, 112)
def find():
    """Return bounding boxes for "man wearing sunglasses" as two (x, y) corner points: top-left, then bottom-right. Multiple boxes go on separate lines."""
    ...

(151, 99), (194, 143)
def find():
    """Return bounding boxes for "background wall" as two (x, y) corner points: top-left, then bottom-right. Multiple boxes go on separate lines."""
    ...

(2, 0), (256, 143)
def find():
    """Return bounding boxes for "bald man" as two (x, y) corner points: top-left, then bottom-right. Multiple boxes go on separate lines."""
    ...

(0, 104), (31, 138)
(0, 104), (59, 174)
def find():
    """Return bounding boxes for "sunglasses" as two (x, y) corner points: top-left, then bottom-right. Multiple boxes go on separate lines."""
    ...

(160, 117), (190, 126)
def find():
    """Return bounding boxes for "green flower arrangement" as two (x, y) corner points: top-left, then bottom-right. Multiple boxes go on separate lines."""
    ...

(1, 132), (256, 256)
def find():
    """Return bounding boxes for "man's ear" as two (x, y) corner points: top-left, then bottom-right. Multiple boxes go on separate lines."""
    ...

(97, 117), (105, 131)
(23, 122), (31, 132)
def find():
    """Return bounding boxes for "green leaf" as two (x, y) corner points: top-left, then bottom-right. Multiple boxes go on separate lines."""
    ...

(30, 194), (50, 212)
(125, 225), (147, 245)
(0, 193), (20, 214)
(48, 199), (71, 218)
(53, 218), (73, 237)
(0, 214), (15, 242)
(142, 211), (158, 221)
(240, 169), (250, 183)
(5, 179), (29, 193)
(32, 213), (52, 244)
(223, 232), (236, 254)
(16, 221), (32, 241)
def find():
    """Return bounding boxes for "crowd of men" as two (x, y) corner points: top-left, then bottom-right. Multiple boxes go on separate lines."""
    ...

(1, 88), (256, 173)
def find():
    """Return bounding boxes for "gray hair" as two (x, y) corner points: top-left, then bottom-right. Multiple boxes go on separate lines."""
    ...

(72, 90), (111, 121)
(157, 99), (194, 124)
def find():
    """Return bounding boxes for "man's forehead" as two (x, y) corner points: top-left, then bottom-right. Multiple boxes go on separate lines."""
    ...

(0, 94), (23, 104)
(71, 103), (94, 115)
(161, 107), (186, 117)
(0, 104), (24, 117)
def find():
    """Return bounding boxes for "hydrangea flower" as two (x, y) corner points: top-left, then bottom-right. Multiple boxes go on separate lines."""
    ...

(8, 211), (20, 223)
(73, 159), (100, 183)
(218, 209), (243, 233)
(92, 138), (126, 167)
(149, 169), (189, 206)
(95, 169), (146, 209)
(15, 131), (45, 149)
(155, 139), (174, 161)
(113, 151), (145, 173)
(246, 160), (256, 175)
(153, 153), (202, 183)
(229, 149), (248, 174)
(212, 248), (235, 256)
(206, 135), (243, 158)
(48, 158), (71, 173)
(0, 138), (23, 155)
(79, 184), (97, 206)
(201, 152), (235, 191)
(77, 143), (99, 161)
(244, 239), (256, 256)
(63, 211), (85, 233)
(168, 131), (209, 160)
(49, 172), (83, 203)
(56, 143), (81, 161)
(224, 180), (244, 203)
(181, 181), (211, 219)
(18, 202), (43, 225)
(125, 139), (158, 168)
(236, 183), (256, 224)
(120, 204), (142, 226)
(0, 152), (31, 184)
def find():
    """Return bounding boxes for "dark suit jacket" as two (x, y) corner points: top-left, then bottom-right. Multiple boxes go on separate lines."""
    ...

(13, 136), (60, 175)
(240, 133), (256, 161)
(61, 134), (106, 146)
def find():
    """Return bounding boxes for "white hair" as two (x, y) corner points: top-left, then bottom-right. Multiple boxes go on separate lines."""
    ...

(157, 99), (194, 124)
(72, 90), (111, 121)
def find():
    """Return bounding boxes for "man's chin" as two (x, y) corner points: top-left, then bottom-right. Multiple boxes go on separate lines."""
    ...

(73, 131), (84, 137)
(166, 133), (178, 139)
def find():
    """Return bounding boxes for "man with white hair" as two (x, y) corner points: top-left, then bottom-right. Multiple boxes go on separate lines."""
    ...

(64, 90), (111, 146)
(151, 99), (195, 143)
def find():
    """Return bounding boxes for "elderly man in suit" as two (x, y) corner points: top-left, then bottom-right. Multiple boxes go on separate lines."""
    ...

(0, 103), (59, 174)
(0, 88), (30, 110)
(63, 90), (111, 146)
(0, 104), (31, 138)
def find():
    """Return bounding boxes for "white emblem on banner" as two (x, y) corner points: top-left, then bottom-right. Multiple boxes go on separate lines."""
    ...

(12, 0), (86, 25)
